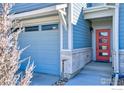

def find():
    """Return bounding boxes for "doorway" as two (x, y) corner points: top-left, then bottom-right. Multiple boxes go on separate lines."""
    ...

(96, 29), (111, 62)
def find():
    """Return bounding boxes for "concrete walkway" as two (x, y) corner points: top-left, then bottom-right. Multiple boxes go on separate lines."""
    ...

(66, 62), (113, 85)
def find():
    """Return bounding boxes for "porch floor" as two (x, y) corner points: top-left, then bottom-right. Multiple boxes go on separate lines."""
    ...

(65, 62), (113, 85)
(30, 73), (59, 85)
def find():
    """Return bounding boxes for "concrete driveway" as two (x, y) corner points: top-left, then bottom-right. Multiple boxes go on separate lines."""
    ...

(30, 73), (59, 85)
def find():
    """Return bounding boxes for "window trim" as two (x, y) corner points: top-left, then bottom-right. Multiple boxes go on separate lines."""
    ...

(24, 22), (59, 32)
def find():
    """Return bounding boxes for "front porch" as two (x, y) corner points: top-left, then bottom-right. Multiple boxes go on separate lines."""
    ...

(66, 61), (112, 85)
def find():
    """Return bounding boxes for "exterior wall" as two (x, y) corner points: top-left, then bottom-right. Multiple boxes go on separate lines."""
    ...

(119, 4), (124, 49)
(119, 50), (124, 74)
(72, 3), (92, 74)
(61, 48), (92, 78)
(11, 3), (60, 14)
(119, 4), (124, 75)
(11, 3), (68, 76)
(73, 3), (92, 49)
(87, 3), (104, 8)
(87, 3), (92, 7)
(62, 3), (92, 79)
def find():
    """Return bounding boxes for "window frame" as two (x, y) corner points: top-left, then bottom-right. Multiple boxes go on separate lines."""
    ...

(24, 22), (59, 32)
(41, 23), (59, 31)
(24, 25), (39, 32)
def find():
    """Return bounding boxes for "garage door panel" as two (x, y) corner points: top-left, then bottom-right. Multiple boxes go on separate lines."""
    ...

(19, 30), (60, 75)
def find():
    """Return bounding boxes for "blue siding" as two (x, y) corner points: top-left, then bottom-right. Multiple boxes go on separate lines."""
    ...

(73, 3), (92, 49)
(119, 4), (124, 49)
(11, 3), (61, 14)
(87, 3), (92, 7)
(18, 30), (60, 75)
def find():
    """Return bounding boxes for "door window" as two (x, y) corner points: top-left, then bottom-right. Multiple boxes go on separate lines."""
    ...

(96, 29), (110, 62)
(99, 39), (108, 43)
(99, 52), (108, 56)
(99, 46), (108, 50)
(99, 32), (108, 36)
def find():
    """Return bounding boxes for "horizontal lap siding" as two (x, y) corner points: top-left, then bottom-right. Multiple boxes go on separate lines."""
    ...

(87, 3), (92, 7)
(73, 3), (91, 49)
(119, 4), (124, 49)
(11, 3), (60, 14)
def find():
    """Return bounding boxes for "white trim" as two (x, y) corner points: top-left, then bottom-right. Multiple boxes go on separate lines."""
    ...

(10, 4), (67, 20)
(113, 3), (119, 73)
(92, 28), (96, 61)
(57, 6), (68, 76)
(68, 4), (73, 50)
(84, 5), (115, 13)
(72, 47), (92, 54)
(58, 9), (66, 15)
(21, 16), (59, 27)
(59, 21), (63, 76)
(60, 20), (63, 50)
(84, 8), (114, 19)
(83, 5), (116, 20)
(58, 9), (67, 31)
(58, 9), (67, 50)
(61, 47), (92, 54)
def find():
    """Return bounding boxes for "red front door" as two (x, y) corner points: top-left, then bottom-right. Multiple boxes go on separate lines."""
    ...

(96, 29), (110, 62)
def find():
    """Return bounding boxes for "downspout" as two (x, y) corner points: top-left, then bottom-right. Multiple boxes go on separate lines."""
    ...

(113, 3), (119, 85)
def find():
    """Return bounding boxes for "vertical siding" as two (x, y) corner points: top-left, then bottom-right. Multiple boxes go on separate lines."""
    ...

(119, 4), (124, 49)
(72, 3), (92, 49)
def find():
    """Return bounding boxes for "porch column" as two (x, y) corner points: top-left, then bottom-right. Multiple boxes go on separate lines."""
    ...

(112, 4), (119, 74)
(68, 4), (73, 50)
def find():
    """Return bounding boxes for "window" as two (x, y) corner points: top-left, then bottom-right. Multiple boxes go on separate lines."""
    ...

(41, 24), (58, 31)
(99, 39), (108, 43)
(25, 26), (39, 32)
(99, 52), (108, 56)
(99, 32), (108, 36)
(99, 46), (108, 50)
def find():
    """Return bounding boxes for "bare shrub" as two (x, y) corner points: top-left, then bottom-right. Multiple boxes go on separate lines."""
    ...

(0, 3), (35, 85)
